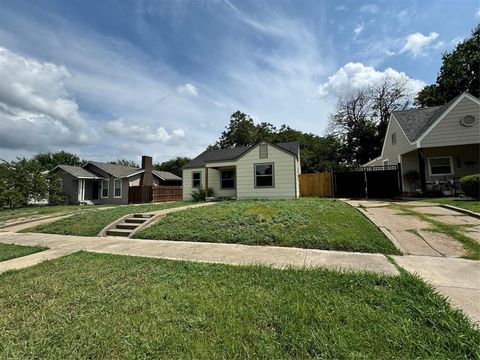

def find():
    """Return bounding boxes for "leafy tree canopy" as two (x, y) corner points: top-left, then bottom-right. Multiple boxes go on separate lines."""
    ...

(209, 112), (343, 172)
(32, 151), (84, 171)
(415, 25), (479, 107)
(154, 157), (191, 177)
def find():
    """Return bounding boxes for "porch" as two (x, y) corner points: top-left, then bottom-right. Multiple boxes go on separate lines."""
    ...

(204, 165), (237, 199)
(76, 179), (103, 204)
(400, 144), (479, 195)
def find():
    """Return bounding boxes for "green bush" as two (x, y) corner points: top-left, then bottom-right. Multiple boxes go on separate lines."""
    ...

(191, 187), (214, 202)
(460, 174), (480, 199)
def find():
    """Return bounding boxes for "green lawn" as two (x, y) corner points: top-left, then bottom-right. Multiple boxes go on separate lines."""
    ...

(23, 202), (187, 236)
(135, 199), (400, 254)
(425, 198), (480, 213)
(0, 252), (478, 359)
(0, 243), (47, 262)
(0, 205), (98, 225)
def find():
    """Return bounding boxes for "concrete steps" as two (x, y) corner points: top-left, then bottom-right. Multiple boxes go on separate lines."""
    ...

(105, 214), (154, 237)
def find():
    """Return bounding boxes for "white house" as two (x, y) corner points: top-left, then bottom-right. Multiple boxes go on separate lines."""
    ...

(182, 141), (301, 200)
(365, 92), (480, 193)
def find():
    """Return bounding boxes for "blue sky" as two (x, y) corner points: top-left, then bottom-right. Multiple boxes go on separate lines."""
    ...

(0, 0), (478, 163)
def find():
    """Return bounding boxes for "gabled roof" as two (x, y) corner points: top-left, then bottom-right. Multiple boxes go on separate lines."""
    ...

(392, 94), (462, 142)
(184, 141), (300, 169)
(52, 165), (104, 179)
(152, 170), (182, 181)
(85, 161), (141, 178)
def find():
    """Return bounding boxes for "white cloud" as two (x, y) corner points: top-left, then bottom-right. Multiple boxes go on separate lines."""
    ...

(0, 47), (98, 152)
(477, 8), (480, 19)
(176, 83), (198, 97)
(360, 4), (379, 14)
(335, 5), (348, 11)
(400, 32), (440, 57)
(316, 62), (425, 99)
(105, 118), (185, 144)
(353, 23), (364, 39)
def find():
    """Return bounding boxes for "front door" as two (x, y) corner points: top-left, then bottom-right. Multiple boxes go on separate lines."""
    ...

(92, 181), (99, 200)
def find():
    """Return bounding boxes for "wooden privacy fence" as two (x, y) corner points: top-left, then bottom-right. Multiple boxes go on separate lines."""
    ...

(299, 172), (333, 197)
(129, 185), (182, 204)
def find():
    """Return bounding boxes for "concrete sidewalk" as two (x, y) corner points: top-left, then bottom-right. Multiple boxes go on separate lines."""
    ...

(0, 232), (398, 275)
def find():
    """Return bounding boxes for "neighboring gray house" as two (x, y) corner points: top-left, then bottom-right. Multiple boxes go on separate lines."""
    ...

(51, 156), (182, 204)
(182, 140), (301, 200)
(364, 92), (480, 193)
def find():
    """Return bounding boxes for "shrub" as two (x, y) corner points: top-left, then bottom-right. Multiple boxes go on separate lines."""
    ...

(191, 187), (214, 202)
(460, 174), (480, 199)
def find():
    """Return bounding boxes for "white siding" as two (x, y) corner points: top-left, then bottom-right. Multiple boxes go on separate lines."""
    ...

(235, 143), (297, 199)
(128, 174), (141, 186)
(421, 97), (480, 148)
(424, 144), (480, 178)
(182, 168), (203, 201)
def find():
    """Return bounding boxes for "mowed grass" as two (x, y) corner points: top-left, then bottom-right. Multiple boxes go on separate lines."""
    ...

(0, 205), (98, 224)
(136, 199), (400, 254)
(425, 197), (480, 213)
(23, 202), (187, 236)
(0, 243), (47, 262)
(0, 252), (478, 359)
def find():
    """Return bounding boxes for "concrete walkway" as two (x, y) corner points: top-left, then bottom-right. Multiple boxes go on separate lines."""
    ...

(394, 255), (480, 324)
(346, 200), (480, 257)
(0, 231), (399, 275)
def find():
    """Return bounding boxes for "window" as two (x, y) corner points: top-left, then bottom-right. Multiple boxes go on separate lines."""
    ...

(391, 132), (397, 145)
(101, 180), (109, 198)
(221, 169), (235, 189)
(114, 179), (122, 198)
(429, 157), (453, 176)
(57, 178), (63, 189)
(460, 115), (476, 127)
(259, 143), (268, 158)
(192, 172), (201, 188)
(255, 163), (274, 187)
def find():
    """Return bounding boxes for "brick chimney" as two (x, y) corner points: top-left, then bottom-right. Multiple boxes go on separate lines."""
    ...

(140, 155), (153, 186)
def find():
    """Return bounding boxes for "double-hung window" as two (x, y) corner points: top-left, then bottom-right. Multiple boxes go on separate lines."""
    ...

(255, 163), (274, 187)
(114, 179), (122, 198)
(192, 172), (201, 188)
(220, 170), (235, 189)
(101, 180), (109, 198)
(429, 157), (453, 176)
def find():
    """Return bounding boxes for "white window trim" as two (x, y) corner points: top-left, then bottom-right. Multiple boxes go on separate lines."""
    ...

(192, 171), (201, 188)
(101, 179), (109, 198)
(113, 179), (122, 198)
(428, 156), (454, 176)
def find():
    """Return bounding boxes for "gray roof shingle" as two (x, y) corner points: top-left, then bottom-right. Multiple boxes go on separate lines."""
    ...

(184, 141), (300, 169)
(87, 162), (142, 178)
(393, 94), (461, 142)
(152, 170), (182, 181)
(54, 165), (104, 179)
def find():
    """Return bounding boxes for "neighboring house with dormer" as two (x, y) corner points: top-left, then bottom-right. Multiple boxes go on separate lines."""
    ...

(182, 140), (301, 200)
(365, 92), (480, 193)
(50, 156), (181, 204)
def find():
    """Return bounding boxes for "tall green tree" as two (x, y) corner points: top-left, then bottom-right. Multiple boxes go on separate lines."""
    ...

(415, 25), (479, 107)
(32, 151), (83, 171)
(209, 112), (342, 172)
(154, 157), (191, 177)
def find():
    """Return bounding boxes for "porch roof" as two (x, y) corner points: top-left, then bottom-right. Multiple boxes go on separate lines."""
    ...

(52, 165), (105, 179)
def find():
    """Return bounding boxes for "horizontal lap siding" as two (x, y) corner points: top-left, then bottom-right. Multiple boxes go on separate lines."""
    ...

(424, 144), (480, 177)
(381, 115), (416, 164)
(421, 97), (480, 148)
(236, 143), (297, 199)
(182, 168), (202, 201)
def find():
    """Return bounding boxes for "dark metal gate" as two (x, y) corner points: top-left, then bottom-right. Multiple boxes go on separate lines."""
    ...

(333, 165), (402, 199)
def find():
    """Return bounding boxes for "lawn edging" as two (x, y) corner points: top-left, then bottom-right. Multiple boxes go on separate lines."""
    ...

(354, 206), (406, 255)
(439, 204), (480, 219)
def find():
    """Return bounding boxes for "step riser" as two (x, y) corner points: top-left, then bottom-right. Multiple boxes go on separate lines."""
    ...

(106, 230), (131, 237)
(117, 224), (139, 230)
(134, 214), (154, 218)
(125, 219), (147, 224)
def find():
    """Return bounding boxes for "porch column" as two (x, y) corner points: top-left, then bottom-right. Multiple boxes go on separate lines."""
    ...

(418, 148), (427, 194)
(77, 179), (84, 202)
(205, 167), (209, 196)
